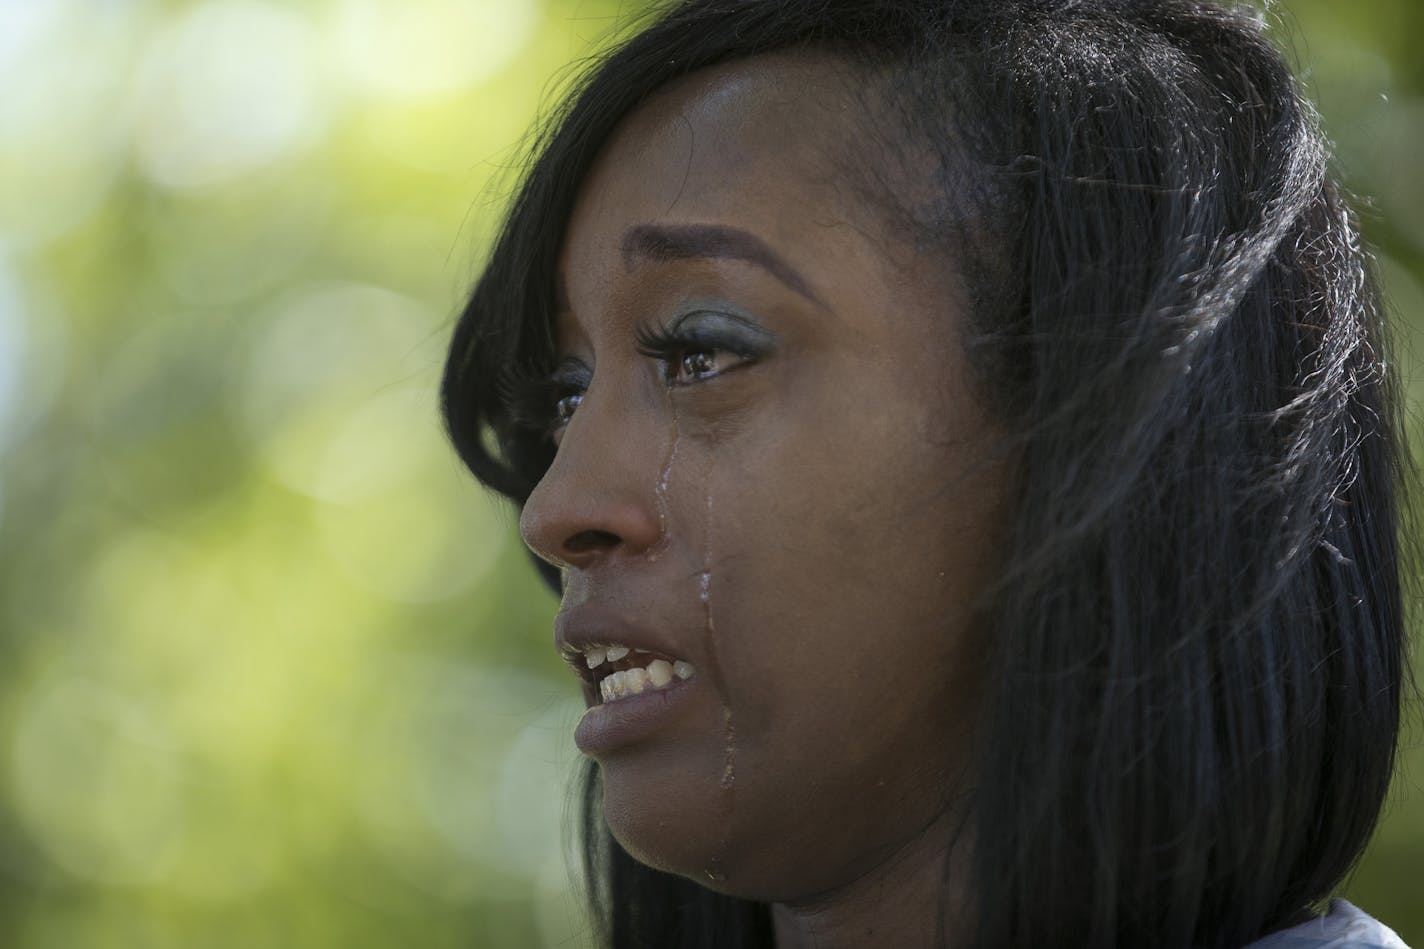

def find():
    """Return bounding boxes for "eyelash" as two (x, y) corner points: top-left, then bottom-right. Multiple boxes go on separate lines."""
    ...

(504, 374), (581, 437)
(508, 318), (760, 441)
(634, 322), (749, 388)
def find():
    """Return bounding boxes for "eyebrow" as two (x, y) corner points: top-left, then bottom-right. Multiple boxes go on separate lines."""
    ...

(620, 223), (821, 305)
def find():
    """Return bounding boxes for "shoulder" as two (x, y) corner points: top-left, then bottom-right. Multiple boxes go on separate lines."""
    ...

(1244, 900), (1411, 949)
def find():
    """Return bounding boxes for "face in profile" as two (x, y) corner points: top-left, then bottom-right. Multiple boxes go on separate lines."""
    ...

(518, 53), (1012, 902)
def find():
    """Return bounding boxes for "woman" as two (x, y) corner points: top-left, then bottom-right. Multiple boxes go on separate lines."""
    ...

(441, 1), (1413, 947)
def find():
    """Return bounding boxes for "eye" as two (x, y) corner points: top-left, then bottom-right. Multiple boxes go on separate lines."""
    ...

(635, 309), (775, 389)
(505, 357), (590, 445)
(548, 383), (588, 444)
(553, 391), (583, 427)
(673, 348), (726, 384)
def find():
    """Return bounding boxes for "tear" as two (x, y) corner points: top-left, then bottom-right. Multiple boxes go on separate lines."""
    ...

(700, 492), (735, 790)
(649, 396), (681, 562)
(655, 385), (737, 886)
(720, 704), (736, 790)
(697, 443), (738, 885)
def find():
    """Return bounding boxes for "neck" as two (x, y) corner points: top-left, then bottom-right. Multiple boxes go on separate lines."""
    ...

(770, 810), (971, 949)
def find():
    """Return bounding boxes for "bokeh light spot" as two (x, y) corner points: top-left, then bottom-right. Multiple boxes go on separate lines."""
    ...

(11, 676), (186, 885)
(239, 281), (443, 495)
(331, 0), (542, 99)
(352, 659), (573, 901)
(496, 704), (583, 877)
(316, 460), (504, 603)
(132, 1), (324, 189)
(0, 1), (139, 245)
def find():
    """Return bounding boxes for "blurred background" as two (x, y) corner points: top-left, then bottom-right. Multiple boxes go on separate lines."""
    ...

(0, 0), (1418, 946)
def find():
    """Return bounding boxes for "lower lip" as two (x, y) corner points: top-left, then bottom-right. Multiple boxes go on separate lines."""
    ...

(574, 679), (697, 755)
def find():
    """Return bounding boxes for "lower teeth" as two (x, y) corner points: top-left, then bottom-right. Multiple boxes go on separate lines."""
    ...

(599, 659), (694, 701)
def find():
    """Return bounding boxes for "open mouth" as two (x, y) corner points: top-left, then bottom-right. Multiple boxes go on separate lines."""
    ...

(575, 645), (696, 703)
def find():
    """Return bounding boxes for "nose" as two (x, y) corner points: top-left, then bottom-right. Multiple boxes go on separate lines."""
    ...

(518, 387), (665, 572)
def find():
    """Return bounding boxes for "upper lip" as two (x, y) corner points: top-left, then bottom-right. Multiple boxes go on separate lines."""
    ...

(553, 604), (688, 686)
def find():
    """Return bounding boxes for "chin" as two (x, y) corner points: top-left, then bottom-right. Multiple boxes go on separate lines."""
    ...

(599, 751), (723, 867)
(597, 744), (785, 895)
(596, 752), (829, 902)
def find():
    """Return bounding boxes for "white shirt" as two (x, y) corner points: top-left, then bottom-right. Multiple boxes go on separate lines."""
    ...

(1245, 900), (1410, 949)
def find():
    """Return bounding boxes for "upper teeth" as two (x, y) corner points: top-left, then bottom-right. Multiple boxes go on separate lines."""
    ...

(584, 643), (649, 669)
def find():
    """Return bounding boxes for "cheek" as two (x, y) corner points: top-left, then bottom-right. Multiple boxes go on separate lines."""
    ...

(740, 373), (1000, 676)
(600, 346), (1005, 898)
(708, 386), (999, 672)
(674, 390), (998, 887)
(713, 442), (991, 737)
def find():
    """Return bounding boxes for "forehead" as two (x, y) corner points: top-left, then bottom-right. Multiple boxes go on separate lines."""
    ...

(559, 53), (879, 299)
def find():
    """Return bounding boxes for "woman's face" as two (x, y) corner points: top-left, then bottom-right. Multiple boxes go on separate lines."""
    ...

(519, 53), (1011, 901)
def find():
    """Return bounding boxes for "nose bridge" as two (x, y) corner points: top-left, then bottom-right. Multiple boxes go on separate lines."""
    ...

(518, 377), (665, 569)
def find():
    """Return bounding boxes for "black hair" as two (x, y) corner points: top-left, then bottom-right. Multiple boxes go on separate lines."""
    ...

(440, 2), (1413, 947)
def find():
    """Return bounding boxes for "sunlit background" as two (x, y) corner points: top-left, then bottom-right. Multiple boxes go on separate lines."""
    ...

(0, 1), (1419, 946)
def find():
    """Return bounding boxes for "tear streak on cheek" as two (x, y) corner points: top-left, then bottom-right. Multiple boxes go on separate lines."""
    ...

(652, 391), (738, 886)
(700, 440), (737, 885)
(649, 396), (680, 562)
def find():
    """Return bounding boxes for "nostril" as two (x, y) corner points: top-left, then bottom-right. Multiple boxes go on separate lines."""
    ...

(564, 529), (621, 555)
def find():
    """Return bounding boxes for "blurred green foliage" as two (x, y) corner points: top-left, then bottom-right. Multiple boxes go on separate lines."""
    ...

(0, 1), (1418, 946)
